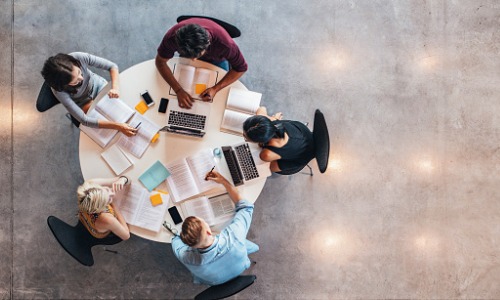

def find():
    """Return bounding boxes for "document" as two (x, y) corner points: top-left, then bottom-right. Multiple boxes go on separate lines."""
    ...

(169, 63), (219, 99)
(166, 149), (221, 202)
(220, 87), (262, 135)
(113, 184), (169, 232)
(116, 113), (161, 158)
(181, 193), (235, 226)
(139, 161), (171, 192)
(80, 96), (135, 148)
(100, 144), (133, 175)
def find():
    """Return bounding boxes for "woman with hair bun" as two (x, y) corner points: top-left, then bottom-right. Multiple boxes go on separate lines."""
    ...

(243, 107), (315, 175)
(77, 177), (130, 240)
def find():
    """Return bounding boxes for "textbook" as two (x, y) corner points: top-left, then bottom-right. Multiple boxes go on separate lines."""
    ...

(220, 87), (262, 135)
(100, 144), (133, 175)
(116, 113), (161, 158)
(80, 96), (135, 148)
(169, 63), (219, 99)
(113, 183), (169, 232)
(166, 149), (221, 202)
(180, 193), (235, 227)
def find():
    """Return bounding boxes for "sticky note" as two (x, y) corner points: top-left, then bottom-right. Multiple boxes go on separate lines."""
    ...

(151, 133), (160, 143)
(195, 83), (207, 94)
(135, 101), (148, 114)
(150, 193), (163, 206)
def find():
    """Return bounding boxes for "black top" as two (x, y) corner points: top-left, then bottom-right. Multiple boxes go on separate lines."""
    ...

(264, 120), (315, 165)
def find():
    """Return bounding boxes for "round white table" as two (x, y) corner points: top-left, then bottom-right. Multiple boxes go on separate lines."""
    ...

(79, 57), (267, 243)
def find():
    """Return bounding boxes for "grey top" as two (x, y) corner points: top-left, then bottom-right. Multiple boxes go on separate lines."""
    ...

(52, 52), (118, 128)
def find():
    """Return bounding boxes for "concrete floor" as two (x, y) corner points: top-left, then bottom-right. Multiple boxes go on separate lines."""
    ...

(1, 0), (500, 299)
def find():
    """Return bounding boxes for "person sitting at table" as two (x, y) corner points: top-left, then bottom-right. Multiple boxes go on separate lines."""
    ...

(155, 18), (248, 108)
(77, 176), (131, 240)
(243, 106), (315, 175)
(40, 52), (137, 136)
(171, 171), (259, 286)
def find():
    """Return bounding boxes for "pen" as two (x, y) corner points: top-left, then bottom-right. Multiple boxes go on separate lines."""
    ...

(134, 122), (142, 129)
(205, 166), (216, 180)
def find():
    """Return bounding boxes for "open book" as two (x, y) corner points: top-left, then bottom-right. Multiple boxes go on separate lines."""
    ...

(169, 63), (219, 99)
(220, 87), (262, 135)
(113, 184), (169, 232)
(80, 96), (135, 148)
(116, 113), (161, 158)
(181, 193), (235, 226)
(166, 149), (221, 202)
(100, 144), (133, 175)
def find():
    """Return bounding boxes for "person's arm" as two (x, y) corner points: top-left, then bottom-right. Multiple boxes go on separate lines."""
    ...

(96, 210), (130, 240)
(259, 148), (281, 162)
(155, 54), (194, 108)
(171, 235), (190, 262)
(97, 119), (138, 137)
(205, 171), (242, 204)
(108, 67), (120, 98)
(88, 176), (128, 192)
(73, 52), (121, 98)
(200, 69), (245, 102)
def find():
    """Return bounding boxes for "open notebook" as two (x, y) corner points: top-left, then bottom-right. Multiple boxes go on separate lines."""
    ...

(169, 63), (219, 99)
(180, 193), (235, 227)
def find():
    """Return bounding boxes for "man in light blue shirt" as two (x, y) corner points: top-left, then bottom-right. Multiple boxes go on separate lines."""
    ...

(171, 171), (259, 285)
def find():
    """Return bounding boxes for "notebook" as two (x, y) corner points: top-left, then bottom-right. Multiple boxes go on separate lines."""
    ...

(217, 142), (271, 186)
(160, 99), (211, 138)
(180, 193), (235, 226)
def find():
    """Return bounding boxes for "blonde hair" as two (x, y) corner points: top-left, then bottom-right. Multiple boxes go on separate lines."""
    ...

(180, 216), (203, 247)
(77, 181), (110, 214)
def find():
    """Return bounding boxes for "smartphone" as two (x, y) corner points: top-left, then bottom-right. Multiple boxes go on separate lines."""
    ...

(168, 206), (183, 225)
(140, 90), (155, 107)
(158, 98), (169, 113)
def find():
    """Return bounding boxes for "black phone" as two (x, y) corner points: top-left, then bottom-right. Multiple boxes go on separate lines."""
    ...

(168, 206), (183, 225)
(159, 98), (169, 113)
(140, 90), (155, 107)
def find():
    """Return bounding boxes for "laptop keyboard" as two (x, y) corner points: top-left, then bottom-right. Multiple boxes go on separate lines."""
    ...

(168, 110), (206, 130)
(235, 143), (259, 181)
(222, 146), (244, 186)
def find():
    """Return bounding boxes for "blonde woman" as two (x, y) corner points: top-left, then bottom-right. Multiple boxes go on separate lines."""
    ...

(77, 177), (130, 240)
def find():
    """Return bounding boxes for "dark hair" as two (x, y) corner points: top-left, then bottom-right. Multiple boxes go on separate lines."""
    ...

(41, 53), (81, 93)
(175, 24), (210, 58)
(243, 115), (286, 144)
(180, 216), (203, 247)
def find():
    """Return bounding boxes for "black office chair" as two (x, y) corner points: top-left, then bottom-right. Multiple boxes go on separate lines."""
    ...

(36, 82), (80, 127)
(302, 109), (330, 176)
(177, 15), (241, 38)
(194, 275), (256, 300)
(47, 216), (122, 266)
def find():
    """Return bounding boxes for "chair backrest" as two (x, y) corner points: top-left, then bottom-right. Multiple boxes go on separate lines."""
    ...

(194, 275), (256, 300)
(47, 216), (121, 266)
(36, 82), (60, 112)
(177, 15), (241, 38)
(313, 109), (330, 173)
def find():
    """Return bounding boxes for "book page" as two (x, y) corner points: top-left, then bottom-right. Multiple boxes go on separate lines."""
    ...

(132, 193), (169, 232)
(116, 113), (160, 158)
(96, 96), (135, 123)
(186, 149), (220, 192)
(192, 68), (217, 97)
(226, 88), (262, 114)
(176, 64), (195, 95)
(100, 144), (133, 175)
(220, 110), (252, 135)
(166, 158), (199, 202)
(80, 110), (118, 148)
(209, 193), (235, 224)
(113, 184), (145, 225)
(181, 196), (215, 225)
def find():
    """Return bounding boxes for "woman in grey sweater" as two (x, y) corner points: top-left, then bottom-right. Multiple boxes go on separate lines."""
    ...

(41, 52), (137, 136)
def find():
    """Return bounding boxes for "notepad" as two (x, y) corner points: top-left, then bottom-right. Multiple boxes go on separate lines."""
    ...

(139, 160), (171, 191)
(101, 144), (133, 175)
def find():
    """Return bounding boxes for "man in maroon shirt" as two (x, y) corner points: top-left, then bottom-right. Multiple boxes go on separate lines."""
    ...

(155, 18), (248, 108)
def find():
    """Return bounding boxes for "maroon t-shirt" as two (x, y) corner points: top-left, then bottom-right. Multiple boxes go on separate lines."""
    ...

(157, 18), (248, 72)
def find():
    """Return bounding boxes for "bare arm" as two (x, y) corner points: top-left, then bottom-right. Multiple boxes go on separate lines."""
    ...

(108, 67), (120, 98)
(88, 176), (129, 192)
(96, 120), (137, 137)
(200, 69), (245, 102)
(96, 210), (130, 240)
(155, 55), (194, 108)
(205, 171), (242, 204)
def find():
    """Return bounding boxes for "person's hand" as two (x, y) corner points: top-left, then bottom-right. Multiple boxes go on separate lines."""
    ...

(119, 123), (138, 137)
(108, 88), (120, 98)
(176, 89), (194, 109)
(272, 112), (283, 120)
(205, 170), (226, 184)
(112, 177), (127, 192)
(200, 87), (217, 102)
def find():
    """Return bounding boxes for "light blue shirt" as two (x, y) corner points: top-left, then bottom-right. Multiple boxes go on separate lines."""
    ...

(172, 199), (255, 285)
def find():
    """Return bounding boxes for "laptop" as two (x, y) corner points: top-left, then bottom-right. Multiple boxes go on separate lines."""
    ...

(216, 142), (272, 186)
(160, 99), (211, 137)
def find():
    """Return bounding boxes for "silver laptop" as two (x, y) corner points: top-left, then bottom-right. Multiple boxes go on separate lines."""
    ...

(216, 142), (271, 186)
(160, 99), (211, 137)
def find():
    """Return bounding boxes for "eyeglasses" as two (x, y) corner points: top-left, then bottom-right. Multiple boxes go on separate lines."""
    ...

(162, 221), (179, 236)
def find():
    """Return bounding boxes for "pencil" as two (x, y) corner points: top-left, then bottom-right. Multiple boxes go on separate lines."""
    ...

(205, 166), (215, 180)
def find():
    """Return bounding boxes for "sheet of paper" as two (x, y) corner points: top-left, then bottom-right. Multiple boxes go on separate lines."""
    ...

(226, 87), (262, 114)
(166, 158), (199, 202)
(80, 110), (118, 148)
(132, 193), (169, 232)
(96, 96), (135, 123)
(139, 160), (170, 192)
(113, 184), (144, 224)
(186, 149), (220, 192)
(220, 109), (252, 135)
(101, 144), (133, 175)
(181, 196), (215, 225)
(116, 113), (160, 158)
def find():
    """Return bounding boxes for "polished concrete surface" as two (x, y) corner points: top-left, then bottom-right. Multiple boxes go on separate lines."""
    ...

(1, 0), (500, 299)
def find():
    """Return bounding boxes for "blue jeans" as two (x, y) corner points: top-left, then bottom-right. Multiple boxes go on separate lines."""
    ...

(246, 239), (259, 254)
